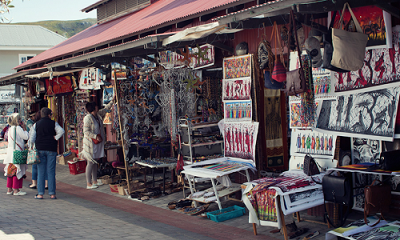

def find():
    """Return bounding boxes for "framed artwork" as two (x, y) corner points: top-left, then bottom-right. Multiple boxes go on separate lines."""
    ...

(224, 100), (252, 122)
(289, 100), (320, 129)
(79, 68), (103, 90)
(222, 78), (252, 101)
(223, 54), (252, 79)
(316, 87), (400, 141)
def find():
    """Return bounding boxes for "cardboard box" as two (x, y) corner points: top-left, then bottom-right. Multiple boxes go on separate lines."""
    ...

(59, 152), (76, 165)
(117, 184), (127, 195)
(99, 175), (113, 184)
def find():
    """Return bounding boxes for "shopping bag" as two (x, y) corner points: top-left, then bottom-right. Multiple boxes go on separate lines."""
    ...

(331, 3), (368, 71)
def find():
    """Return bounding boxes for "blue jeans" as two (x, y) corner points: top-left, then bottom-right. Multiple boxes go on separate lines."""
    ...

(37, 150), (57, 196)
(31, 164), (48, 181)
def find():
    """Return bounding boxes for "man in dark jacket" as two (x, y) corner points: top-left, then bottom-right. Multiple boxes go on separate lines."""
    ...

(29, 107), (64, 199)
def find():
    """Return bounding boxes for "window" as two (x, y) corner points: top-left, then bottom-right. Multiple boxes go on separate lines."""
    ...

(19, 54), (36, 64)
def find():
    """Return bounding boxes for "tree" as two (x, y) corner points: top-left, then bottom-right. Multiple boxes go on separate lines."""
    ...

(0, 0), (14, 22)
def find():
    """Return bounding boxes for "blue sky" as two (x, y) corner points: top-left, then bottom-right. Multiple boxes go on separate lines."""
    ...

(5, 0), (97, 23)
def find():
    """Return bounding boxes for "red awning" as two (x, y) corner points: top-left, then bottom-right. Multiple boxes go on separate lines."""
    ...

(15, 0), (247, 70)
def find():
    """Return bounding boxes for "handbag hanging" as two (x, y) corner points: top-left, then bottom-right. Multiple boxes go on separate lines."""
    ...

(331, 2), (368, 71)
(12, 127), (28, 165)
(322, 11), (350, 73)
(27, 144), (40, 165)
(364, 179), (391, 226)
(264, 70), (283, 89)
(285, 10), (306, 96)
(271, 22), (287, 83)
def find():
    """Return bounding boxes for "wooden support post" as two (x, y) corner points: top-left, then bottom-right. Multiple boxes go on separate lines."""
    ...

(113, 70), (132, 195)
(277, 197), (288, 240)
(252, 223), (257, 235)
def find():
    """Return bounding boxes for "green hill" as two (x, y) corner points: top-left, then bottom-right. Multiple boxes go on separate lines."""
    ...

(9, 18), (97, 38)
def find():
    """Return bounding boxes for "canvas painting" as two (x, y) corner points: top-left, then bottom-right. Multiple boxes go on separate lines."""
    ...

(223, 54), (252, 79)
(224, 100), (252, 122)
(290, 129), (336, 158)
(103, 86), (114, 105)
(223, 122), (259, 165)
(315, 87), (400, 141)
(222, 78), (252, 101)
(289, 100), (320, 129)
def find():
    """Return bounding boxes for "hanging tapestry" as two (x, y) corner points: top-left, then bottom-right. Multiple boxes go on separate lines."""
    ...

(222, 78), (252, 101)
(45, 76), (73, 95)
(223, 54), (252, 79)
(223, 122), (259, 165)
(331, 27), (400, 95)
(224, 100), (252, 122)
(315, 87), (400, 141)
(264, 89), (284, 168)
(290, 129), (336, 158)
(79, 68), (103, 90)
(190, 44), (215, 69)
(289, 100), (320, 129)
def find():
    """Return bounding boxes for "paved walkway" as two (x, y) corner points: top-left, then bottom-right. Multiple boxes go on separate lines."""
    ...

(0, 142), (334, 239)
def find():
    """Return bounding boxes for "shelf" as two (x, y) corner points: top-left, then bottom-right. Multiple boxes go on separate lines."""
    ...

(187, 183), (242, 203)
(182, 140), (223, 147)
(180, 122), (219, 129)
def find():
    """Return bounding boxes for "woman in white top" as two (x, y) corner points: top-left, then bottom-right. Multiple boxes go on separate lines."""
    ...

(4, 113), (29, 195)
(80, 97), (114, 189)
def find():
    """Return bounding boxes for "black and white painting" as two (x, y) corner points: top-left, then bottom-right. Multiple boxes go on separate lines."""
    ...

(316, 86), (400, 141)
(351, 138), (382, 210)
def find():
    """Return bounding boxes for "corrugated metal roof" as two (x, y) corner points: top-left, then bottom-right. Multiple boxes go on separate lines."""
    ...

(0, 25), (66, 47)
(16, 0), (248, 70)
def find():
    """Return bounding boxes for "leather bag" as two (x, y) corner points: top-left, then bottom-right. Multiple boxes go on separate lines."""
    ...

(11, 127), (27, 165)
(264, 71), (283, 89)
(379, 149), (400, 171)
(331, 3), (368, 71)
(364, 180), (391, 226)
(303, 154), (320, 176)
(322, 173), (352, 206)
(285, 10), (306, 96)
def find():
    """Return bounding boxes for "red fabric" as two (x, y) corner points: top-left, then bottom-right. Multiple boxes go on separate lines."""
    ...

(271, 61), (287, 82)
(45, 76), (73, 95)
(7, 176), (23, 189)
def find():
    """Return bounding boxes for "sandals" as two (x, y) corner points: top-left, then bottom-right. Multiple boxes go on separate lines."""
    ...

(29, 185), (37, 189)
(34, 194), (43, 199)
(50, 195), (57, 200)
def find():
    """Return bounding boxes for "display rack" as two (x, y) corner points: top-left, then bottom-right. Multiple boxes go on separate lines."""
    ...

(179, 118), (223, 164)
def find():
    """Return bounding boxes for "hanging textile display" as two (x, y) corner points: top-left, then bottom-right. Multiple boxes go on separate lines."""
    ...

(223, 54), (252, 79)
(47, 96), (57, 121)
(223, 122), (259, 164)
(222, 78), (252, 101)
(290, 129), (336, 158)
(45, 76), (74, 95)
(159, 44), (215, 70)
(79, 68), (103, 90)
(64, 95), (77, 150)
(224, 100), (252, 122)
(264, 89), (284, 168)
(331, 27), (400, 95)
(315, 87), (400, 141)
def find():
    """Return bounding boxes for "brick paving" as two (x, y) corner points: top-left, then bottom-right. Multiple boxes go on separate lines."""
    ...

(0, 143), (335, 239)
